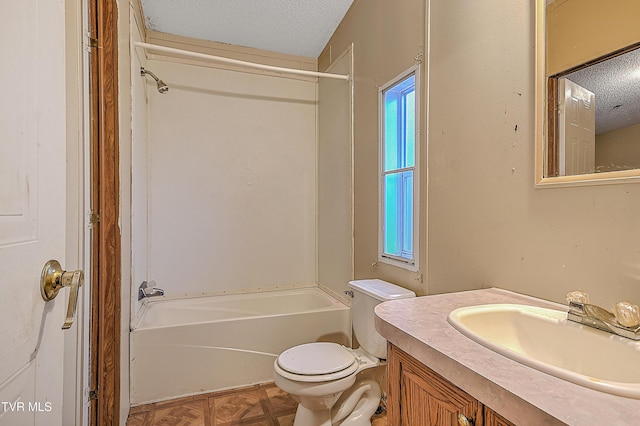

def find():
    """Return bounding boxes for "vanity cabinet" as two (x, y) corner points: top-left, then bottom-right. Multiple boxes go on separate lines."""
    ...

(388, 344), (515, 426)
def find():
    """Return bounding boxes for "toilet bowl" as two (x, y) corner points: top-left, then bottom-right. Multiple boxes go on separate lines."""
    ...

(273, 279), (416, 426)
(274, 342), (380, 426)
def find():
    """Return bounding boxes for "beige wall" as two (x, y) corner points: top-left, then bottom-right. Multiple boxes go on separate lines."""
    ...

(546, 0), (640, 75)
(322, 0), (640, 308)
(123, 0), (640, 362)
(428, 0), (640, 308)
(319, 0), (427, 296)
(596, 123), (640, 172)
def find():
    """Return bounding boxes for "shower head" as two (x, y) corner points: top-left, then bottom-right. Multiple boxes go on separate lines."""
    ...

(140, 67), (169, 94)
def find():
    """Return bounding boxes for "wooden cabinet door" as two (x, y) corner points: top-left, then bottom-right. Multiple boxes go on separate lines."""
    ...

(388, 345), (483, 426)
(484, 407), (515, 426)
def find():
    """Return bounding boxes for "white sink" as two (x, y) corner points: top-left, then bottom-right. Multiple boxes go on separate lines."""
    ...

(447, 304), (640, 399)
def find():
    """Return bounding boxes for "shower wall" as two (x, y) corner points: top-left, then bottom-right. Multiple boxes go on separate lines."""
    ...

(130, 27), (149, 317)
(145, 58), (318, 298)
(317, 47), (354, 296)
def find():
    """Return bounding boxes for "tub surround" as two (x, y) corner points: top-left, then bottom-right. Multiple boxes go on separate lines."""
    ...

(130, 287), (350, 405)
(146, 58), (318, 300)
(374, 288), (640, 425)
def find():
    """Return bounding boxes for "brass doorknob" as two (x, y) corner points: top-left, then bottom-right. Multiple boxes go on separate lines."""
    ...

(458, 413), (475, 426)
(40, 260), (84, 329)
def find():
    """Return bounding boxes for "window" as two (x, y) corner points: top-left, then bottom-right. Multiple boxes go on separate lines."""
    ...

(379, 67), (419, 270)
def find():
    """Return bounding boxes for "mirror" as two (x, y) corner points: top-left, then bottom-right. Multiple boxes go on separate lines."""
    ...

(535, 0), (640, 186)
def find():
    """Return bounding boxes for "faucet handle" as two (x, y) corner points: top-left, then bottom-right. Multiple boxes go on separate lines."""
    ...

(613, 301), (640, 328)
(138, 280), (154, 301)
(138, 280), (164, 300)
(566, 290), (590, 305)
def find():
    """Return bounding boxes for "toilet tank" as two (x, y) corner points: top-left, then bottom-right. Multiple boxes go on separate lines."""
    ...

(348, 279), (416, 359)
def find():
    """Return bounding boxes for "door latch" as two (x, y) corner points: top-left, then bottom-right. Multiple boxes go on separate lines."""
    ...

(40, 260), (84, 329)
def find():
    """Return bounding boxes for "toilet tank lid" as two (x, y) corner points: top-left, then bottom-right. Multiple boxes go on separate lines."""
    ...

(348, 279), (416, 301)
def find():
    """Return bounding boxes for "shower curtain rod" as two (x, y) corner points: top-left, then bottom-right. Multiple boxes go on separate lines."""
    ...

(134, 42), (350, 81)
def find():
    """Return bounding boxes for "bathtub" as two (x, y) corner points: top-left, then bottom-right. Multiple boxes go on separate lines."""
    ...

(130, 286), (351, 405)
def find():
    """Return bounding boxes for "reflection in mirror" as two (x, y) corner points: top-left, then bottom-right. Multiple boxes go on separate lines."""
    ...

(536, 0), (640, 185)
(548, 46), (640, 176)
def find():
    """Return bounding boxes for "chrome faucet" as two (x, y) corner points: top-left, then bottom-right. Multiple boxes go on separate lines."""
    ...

(566, 291), (640, 340)
(138, 280), (164, 301)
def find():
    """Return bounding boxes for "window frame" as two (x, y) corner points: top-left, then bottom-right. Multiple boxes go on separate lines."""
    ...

(378, 65), (420, 271)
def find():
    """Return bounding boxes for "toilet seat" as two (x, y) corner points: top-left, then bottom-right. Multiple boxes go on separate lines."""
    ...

(275, 342), (358, 382)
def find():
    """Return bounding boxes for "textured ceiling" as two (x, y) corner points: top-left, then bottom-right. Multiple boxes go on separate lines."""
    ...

(140, 0), (354, 58)
(566, 47), (640, 135)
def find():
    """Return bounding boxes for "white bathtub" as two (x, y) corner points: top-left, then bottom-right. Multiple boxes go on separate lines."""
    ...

(130, 287), (351, 405)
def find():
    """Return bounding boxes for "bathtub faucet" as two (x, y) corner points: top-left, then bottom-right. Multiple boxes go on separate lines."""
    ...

(138, 280), (165, 301)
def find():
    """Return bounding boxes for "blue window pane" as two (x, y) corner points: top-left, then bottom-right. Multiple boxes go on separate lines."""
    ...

(384, 95), (399, 171)
(383, 173), (399, 256)
(383, 171), (413, 259)
(381, 72), (416, 264)
(404, 90), (415, 168)
(401, 172), (413, 258)
(383, 76), (415, 172)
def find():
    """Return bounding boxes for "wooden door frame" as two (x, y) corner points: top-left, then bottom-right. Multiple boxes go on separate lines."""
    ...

(89, 0), (121, 424)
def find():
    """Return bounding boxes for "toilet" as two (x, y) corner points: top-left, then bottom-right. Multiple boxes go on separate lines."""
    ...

(274, 279), (416, 426)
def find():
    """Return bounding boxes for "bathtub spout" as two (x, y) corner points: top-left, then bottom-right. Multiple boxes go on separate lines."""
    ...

(138, 281), (165, 301)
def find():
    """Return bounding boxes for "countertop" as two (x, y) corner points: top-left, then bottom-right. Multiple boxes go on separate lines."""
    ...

(374, 288), (640, 426)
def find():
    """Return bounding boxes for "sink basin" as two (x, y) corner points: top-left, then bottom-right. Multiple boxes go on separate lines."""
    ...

(447, 304), (640, 399)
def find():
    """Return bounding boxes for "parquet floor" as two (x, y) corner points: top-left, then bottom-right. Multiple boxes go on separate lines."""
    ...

(127, 382), (387, 426)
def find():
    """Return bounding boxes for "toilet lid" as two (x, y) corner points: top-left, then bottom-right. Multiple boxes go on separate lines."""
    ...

(277, 342), (355, 376)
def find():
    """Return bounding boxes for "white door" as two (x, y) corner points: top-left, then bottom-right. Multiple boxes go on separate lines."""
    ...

(558, 77), (596, 176)
(0, 1), (72, 425)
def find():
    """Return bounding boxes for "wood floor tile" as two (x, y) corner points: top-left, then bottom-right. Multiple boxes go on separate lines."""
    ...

(126, 413), (146, 426)
(146, 401), (210, 426)
(262, 385), (297, 415)
(126, 381), (386, 426)
(210, 390), (265, 424)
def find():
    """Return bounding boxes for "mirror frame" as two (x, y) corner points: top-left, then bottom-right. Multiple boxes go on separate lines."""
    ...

(534, 0), (640, 188)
